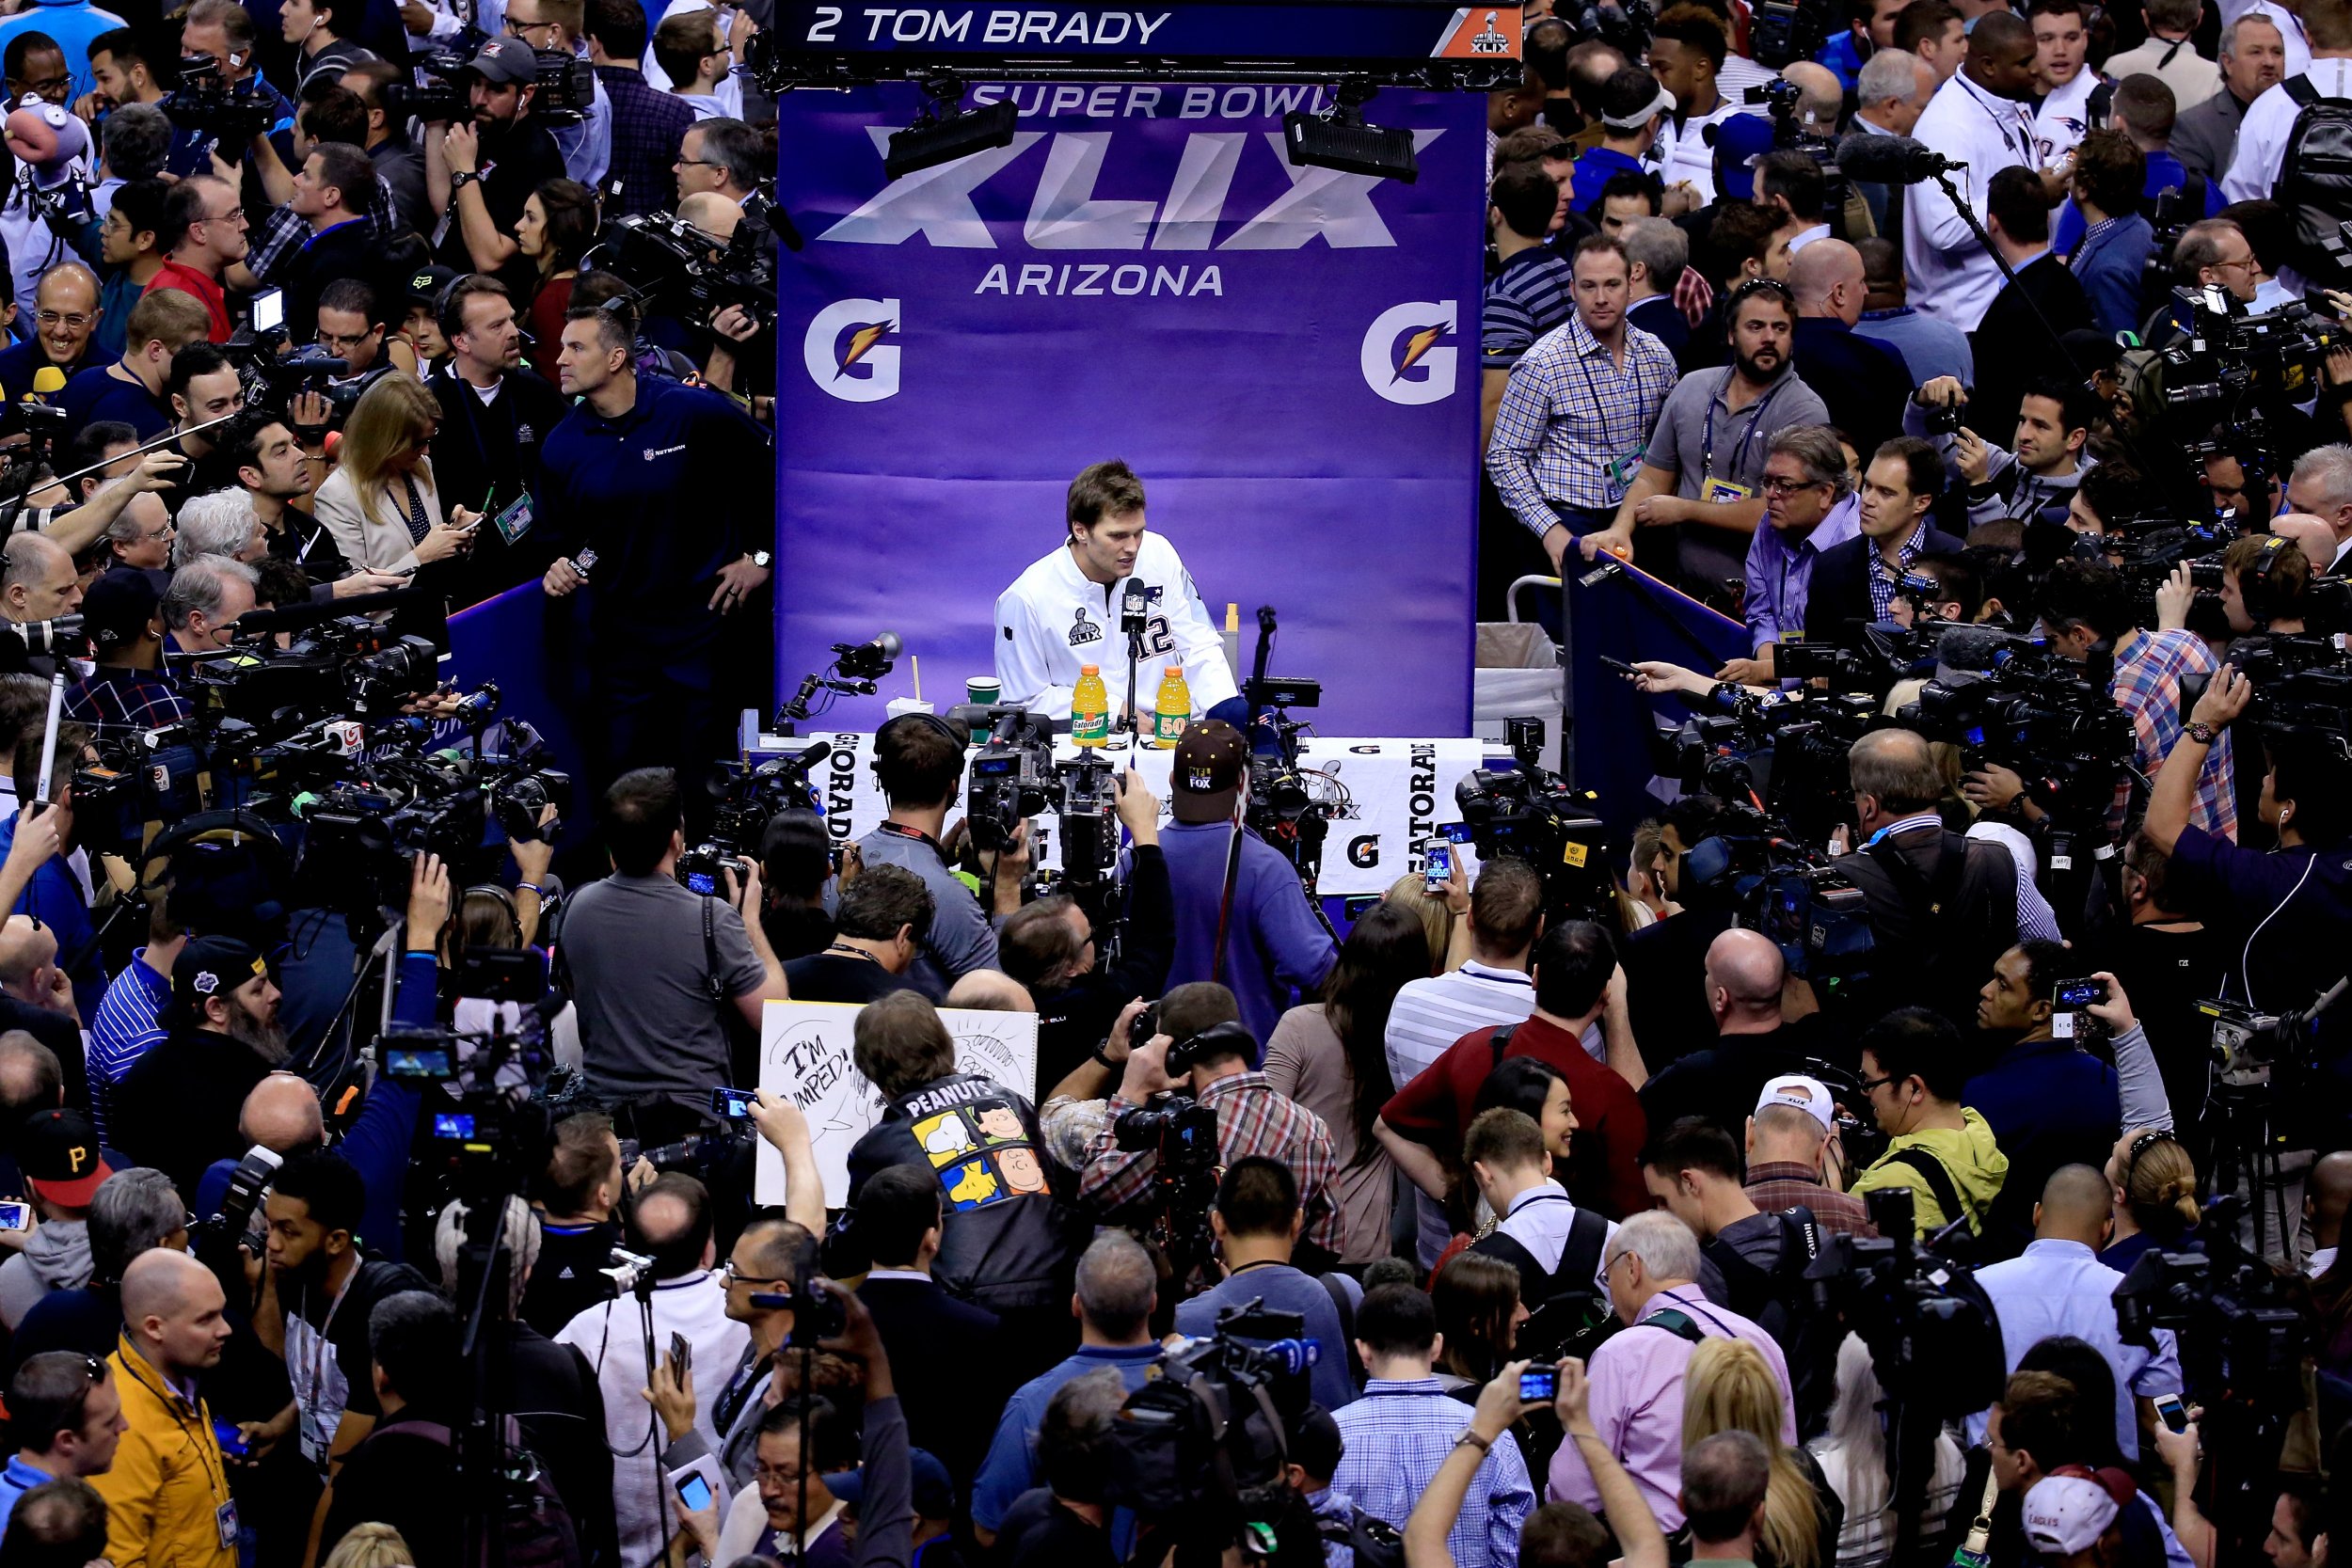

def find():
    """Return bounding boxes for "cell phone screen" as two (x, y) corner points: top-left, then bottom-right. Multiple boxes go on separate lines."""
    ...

(2155, 1395), (2187, 1433)
(0, 1202), (29, 1231)
(675, 1473), (713, 1512)
(1518, 1368), (1559, 1402)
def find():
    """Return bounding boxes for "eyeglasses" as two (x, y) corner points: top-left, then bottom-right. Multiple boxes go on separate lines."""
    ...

(34, 311), (91, 330)
(1760, 475), (1826, 497)
(14, 75), (69, 96)
(721, 1259), (787, 1288)
(502, 15), (561, 34)
(674, 155), (726, 169)
(1856, 1073), (1898, 1094)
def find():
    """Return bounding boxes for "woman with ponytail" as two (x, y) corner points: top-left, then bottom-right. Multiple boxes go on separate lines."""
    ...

(2100, 1127), (2203, 1272)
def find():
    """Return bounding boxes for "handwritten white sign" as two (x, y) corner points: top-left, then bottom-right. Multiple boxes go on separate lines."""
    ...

(753, 1000), (1041, 1206)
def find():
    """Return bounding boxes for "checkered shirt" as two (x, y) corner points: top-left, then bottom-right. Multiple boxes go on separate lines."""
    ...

(64, 666), (189, 739)
(2112, 627), (2237, 840)
(1486, 312), (1677, 528)
(247, 179), (401, 289)
(1078, 1069), (1342, 1253)
(1742, 1163), (1879, 1239)
(1866, 520), (1928, 624)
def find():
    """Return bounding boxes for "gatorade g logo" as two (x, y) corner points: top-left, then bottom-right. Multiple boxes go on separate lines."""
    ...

(1361, 302), (1458, 405)
(1347, 834), (1380, 868)
(804, 298), (902, 403)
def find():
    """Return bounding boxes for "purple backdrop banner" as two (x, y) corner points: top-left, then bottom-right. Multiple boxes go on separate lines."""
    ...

(773, 82), (1486, 735)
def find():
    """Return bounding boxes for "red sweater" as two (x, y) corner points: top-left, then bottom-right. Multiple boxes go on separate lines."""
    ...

(145, 261), (230, 342)
(1381, 1011), (1651, 1222)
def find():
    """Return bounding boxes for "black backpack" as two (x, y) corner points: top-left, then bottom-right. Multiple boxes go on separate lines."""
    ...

(1703, 1209), (1843, 1438)
(2278, 73), (2352, 280)
(400, 1418), (584, 1568)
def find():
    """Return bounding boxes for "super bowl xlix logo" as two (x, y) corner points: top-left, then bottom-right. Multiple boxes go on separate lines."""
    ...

(1470, 11), (1511, 54)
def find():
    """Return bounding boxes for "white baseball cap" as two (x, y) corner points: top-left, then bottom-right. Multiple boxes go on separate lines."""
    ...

(1755, 1073), (1836, 1132)
(2023, 1473), (2125, 1558)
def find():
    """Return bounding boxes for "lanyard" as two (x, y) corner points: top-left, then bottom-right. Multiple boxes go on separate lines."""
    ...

(1700, 371), (1784, 483)
(295, 1265), (359, 1418)
(119, 1346), (230, 1506)
(1959, 75), (2027, 161)
(1571, 330), (1657, 453)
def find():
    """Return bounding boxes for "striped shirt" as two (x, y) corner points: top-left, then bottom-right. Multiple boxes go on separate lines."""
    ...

(1480, 246), (1576, 371)
(86, 947), (170, 1145)
(1866, 520), (1930, 623)
(1486, 312), (1677, 530)
(1334, 1378), (1534, 1568)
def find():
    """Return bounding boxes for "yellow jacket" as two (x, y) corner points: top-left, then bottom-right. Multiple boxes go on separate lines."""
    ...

(88, 1336), (236, 1568)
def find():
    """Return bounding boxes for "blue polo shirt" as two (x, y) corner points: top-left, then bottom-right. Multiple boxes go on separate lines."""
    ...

(971, 1343), (1162, 1535)
(0, 1454), (58, 1525)
(1569, 146), (1645, 211)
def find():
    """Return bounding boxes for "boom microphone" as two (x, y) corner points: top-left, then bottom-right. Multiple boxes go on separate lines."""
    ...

(1933, 624), (2037, 673)
(1834, 134), (1967, 184)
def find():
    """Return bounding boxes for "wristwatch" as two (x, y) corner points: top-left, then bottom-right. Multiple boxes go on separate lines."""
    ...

(1451, 1428), (1492, 1454)
(450, 170), (483, 189)
(2187, 721), (2220, 745)
(750, 549), (772, 569)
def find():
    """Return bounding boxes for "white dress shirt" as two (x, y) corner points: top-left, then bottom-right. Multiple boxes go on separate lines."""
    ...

(1908, 72), (2039, 328)
(1965, 1239), (2184, 1462)
(1487, 1180), (1618, 1294)
(2226, 55), (2352, 202)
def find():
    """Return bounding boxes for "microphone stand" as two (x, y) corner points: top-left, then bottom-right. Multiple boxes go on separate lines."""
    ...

(1119, 584), (1149, 748)
(1927, 168), (2090, 380)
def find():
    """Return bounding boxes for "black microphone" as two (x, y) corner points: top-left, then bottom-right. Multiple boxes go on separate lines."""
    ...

(1120, 575), (1150, 632)
(770, 740), (834, 779)
(1835, 133), (1967, 184)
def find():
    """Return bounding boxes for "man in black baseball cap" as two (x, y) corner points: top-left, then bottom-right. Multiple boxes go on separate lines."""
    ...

(0, 1108), (114, 1330)
(1158, 720), (1337, 1048)
(434, 34), (567, 292)
(63, 570), (185, 741)
(106, 935), (283, 1201)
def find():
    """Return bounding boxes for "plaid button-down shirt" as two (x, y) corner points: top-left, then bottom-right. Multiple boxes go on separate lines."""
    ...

(247, 180), (401, 290)
(1078, 1069), (1342, 1253)
(64, 666), (189, 739)
(596, 66), (695, 217)
(2112, 626), (2237, 840)
(1866, 519), (1929, 624)
(1335, 1379), (1534, 1568)
(1486, 311), (1677, 531)
(1742, 1162), (1880, 1239)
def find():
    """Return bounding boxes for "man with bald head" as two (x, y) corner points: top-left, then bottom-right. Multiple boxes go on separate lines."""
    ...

(186, 1071), (323, 1237)
(1780, 60), (1847, 133)
(555, 1171), (747, 1562)
(0, 263), (100, 401)
(1833, 725), (2022, 1022)
(2306, 1150), (2352, 1275)
(91, 1248), (236, 1568)
(1971, 1164), (2185, 1462)
(1634, 929), (1814, 1140)
(0, 532), (83, 675)
(1788, 238), (1913, 455)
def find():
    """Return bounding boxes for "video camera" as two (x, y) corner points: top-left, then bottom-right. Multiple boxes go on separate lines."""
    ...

(1565, 0), (1655, 53)
(162, 55), (283, 143)
(1652, 677), (1877, 847)
(963, 706), (1057, 854)
(1244, 683), (1343, 886)
(1680, 802), (1876, 995)
(2160, 288), (2351, 433)
(382, 43), (596, 126)
(1749, 0), (1841, 69)
(383, 947), (562, 1198)
(2183, 634), (2352, 746)
(676, 747), (833, 896)
(590, 204), (779, 333)
(1895, 627), (2135, 831)
(1452, 717), (1614, 922)
(183, 616), (439, 730)
(1107, 1301), (1323, 1549)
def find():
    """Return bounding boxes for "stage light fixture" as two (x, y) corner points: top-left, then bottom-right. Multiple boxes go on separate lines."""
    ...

(1283, 83), (1418, 183)
(884, 82), (1019, 181)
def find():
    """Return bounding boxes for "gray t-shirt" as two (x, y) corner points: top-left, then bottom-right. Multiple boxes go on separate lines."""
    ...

(853, 827), (998, 997)
(1645, 364), (1832, 587)
(564, 873), (764, 1108)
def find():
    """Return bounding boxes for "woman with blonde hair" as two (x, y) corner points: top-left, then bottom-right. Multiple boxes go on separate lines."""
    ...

(312, 371), (478, 645)
(1383, 871), (1460, 974)
(1683, 1336), (1839, 1568)
(2101, 1127), (2203, 1271)
(321, 1521), (416, 1568)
